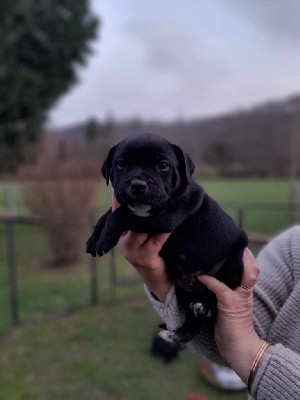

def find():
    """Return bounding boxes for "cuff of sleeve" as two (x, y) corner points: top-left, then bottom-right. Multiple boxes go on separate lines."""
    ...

(250, 343), (300, 399)
(144, 283), (185, 330)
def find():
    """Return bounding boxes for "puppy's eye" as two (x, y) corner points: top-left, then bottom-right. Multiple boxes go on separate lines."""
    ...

(116, 159), (127, 170)
(158, 161), (170, 171)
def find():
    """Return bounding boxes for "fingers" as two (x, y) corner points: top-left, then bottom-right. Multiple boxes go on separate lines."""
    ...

(120, 231), (149, 249)
(148, 233), (171, 248)
(237, 248), (259, 293)
(198, 248), (260, 303)
(118, 232), (170, 272)
(111, 189), (170, 253)
(120, 231), (170, 250)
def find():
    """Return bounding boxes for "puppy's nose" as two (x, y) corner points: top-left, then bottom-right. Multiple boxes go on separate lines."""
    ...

(130, 179), (147, 193)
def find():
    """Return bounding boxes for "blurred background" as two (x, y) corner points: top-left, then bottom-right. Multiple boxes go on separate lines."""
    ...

(0, 1), (299, 399)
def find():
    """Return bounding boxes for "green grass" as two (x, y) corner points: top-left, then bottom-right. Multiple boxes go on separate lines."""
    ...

(0, 178), (296, 335)
(202, 178), (293, 235)
(0, 220), (143, 335)
(0, 296), (246, 400)
(1, 178), (294, 233)
(0, 178), (297, 399)
(202, 178), (290, 205)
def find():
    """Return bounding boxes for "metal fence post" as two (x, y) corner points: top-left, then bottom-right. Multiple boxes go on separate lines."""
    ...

(6, 219), (19, 325)
(90, 254), (98, 305)
(89, 212), (98, 305)
(109, 248), (117, 302)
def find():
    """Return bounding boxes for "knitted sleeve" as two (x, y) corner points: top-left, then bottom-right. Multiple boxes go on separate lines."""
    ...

(144, 283), (224, 364)
(146, 225), (300, 399)
(144, 225), (299, 365)
(250, 344), (300, 400)
(249, 226), (300, 399)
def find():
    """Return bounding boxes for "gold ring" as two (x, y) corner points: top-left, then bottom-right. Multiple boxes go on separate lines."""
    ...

(240, 284), (253, 290)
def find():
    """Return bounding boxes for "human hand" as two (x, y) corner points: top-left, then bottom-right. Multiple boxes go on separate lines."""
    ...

(112, 192), (171, 302)
(198, 248), (270, 384)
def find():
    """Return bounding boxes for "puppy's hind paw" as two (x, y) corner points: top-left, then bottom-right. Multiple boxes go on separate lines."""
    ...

(189, 302), (211, 318)
(158, 330), (181, 344)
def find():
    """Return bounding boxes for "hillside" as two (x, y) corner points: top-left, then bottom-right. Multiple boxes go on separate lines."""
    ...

(50, 93), (300, 177)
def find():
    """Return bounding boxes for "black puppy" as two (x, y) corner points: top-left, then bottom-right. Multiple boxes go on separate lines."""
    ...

(86, 133), (248, 343)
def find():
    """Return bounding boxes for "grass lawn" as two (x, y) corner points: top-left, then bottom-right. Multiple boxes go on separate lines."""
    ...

(202, 178), (293, 235)
(0, 178), (297, 333)
(1, 178), (294, 233)
(0, 178), (297, 399)
(0, 295), (246, 400)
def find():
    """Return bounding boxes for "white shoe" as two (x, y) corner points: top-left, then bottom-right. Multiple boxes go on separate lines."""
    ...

(199, 359), (246, 391)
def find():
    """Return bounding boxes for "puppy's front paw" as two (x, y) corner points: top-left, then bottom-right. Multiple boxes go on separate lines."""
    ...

(86, 236), (97, 257)
(96, 230), (121, 257)
(95, 242), (107, 257)
(96, 238), (115, 257)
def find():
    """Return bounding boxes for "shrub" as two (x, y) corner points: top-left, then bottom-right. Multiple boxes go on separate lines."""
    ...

(23, 157), (99, 267)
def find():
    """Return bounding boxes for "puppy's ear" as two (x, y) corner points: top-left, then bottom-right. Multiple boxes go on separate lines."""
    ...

(172, 144), (195, 197)
(101, 145), (116, 186)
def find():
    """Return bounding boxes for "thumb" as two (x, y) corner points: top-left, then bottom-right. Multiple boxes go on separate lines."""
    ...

(198, 275), (233, 305)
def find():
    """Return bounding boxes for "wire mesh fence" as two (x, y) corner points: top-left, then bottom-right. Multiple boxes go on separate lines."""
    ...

(0, 201), (299, 336)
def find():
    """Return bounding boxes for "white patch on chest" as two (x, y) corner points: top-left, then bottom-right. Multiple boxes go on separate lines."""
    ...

(128, 204), (151, 217)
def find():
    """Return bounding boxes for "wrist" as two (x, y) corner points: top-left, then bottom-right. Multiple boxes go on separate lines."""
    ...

(132, 257), (171, 302)
(135, 266), (171, 302)
(147, 282), (172, 302)
(247, 341), (271, 392)
(142, 274), (172, 302)
(220, 334), (266, 384)
(235, 337), (265, 384)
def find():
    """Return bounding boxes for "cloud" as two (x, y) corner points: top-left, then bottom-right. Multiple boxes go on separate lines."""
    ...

(123, 19), (231, 86)
(220, 0), (300, 44)
(50, 2), (300, 126)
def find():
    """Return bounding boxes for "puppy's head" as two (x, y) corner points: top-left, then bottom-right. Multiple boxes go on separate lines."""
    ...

(102, 133), (194, 216)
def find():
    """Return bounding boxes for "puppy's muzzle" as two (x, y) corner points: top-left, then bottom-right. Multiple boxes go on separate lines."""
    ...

(130, 179), (148, 195)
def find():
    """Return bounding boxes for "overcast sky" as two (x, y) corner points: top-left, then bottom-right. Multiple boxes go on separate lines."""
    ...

(49, 0), (300, 127)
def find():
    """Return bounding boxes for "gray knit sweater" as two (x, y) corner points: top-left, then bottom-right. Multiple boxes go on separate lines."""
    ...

(145, 226), (300, 400)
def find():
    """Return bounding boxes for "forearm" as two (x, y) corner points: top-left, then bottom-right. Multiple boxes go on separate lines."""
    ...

(117, 230), (172, 302)
(144, 226), (300, 400)
(144, 283), (185, 331)
(145, 280), (299, 400)
(137, 267), (172, 302)
(219, 333), (270, 385)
